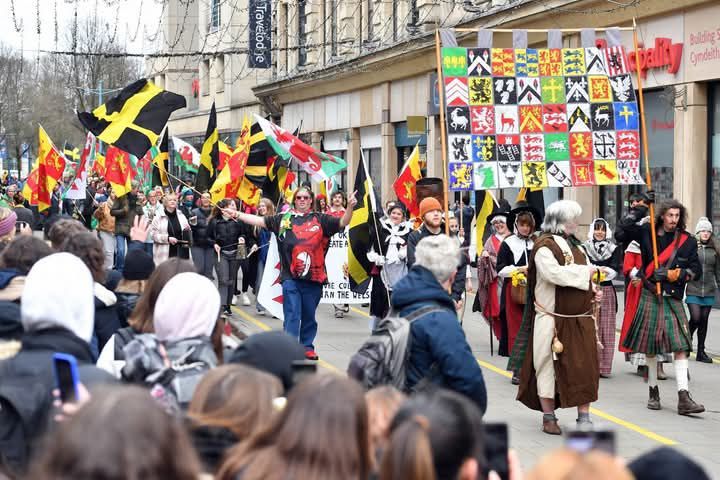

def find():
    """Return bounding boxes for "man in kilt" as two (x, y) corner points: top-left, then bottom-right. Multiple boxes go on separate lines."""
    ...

(615, 197), (705, 415)
(508, 200), (602, 435)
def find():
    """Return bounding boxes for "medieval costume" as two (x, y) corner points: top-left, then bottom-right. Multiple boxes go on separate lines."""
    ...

(473, 210), (510, 344)
(509, 201), (598, 435)
(583, 219), (620, 377)
(615, 201), (705, 415)
(367, 211), (413, 320)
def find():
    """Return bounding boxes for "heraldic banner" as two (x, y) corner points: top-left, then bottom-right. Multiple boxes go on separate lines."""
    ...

(439, 28), (645, 191)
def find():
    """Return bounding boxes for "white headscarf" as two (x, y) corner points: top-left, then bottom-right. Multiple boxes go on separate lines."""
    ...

(584, 218), (616, 262)
(153, 272), (221, 342)
(21, 253), (95, 343)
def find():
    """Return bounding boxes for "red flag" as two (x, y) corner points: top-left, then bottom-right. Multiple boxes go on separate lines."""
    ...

(104, 146), (133, 197)
(392, 144), (423, 217)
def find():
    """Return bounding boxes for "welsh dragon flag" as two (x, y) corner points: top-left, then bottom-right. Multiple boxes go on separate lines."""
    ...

(254, 115), (346, 183)
(172, 136), (200, 173)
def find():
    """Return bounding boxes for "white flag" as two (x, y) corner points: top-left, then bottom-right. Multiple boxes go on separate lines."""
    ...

(257, 234), (284, 320)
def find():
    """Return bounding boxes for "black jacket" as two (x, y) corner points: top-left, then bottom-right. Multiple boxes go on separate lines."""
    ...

(406, 225), (467, 302)
(208, 217), (255, 253)
(110, 194), (142, 236)
(0, 328), (115, 475)
(190, 207), (213, 248)
(615, 206), (701, 299)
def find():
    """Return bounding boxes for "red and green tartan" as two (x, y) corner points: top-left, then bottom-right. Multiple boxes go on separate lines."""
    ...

(622, 288), (691, 354)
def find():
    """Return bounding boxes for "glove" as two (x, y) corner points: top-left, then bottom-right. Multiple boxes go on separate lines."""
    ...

(374, 256), (386, 266)
(666, 268), (683, 283)
(367, 251), (379, 263)
(651, 267), (668, 283)
(398, 246), (407, 260)
(645, 190), (655, 204)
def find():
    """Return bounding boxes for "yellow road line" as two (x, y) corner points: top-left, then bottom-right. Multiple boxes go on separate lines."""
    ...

(346, 304), (677, 445)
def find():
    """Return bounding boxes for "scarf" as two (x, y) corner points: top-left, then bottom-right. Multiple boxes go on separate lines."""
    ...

(583, 218), (616, 262)
(380, 218), (412, 263)
(166, 208), (182, 257)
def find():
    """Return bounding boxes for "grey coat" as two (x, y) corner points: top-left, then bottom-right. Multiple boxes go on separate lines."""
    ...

(686, 241), (720, 298)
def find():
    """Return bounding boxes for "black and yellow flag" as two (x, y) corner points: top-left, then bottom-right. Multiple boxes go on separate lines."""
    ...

(77, 79), (186, 159)
(245, 122), (271, 189)
(151, 129), (170, 188)
(63, 142), (80, 163)
(475, 190), (496, 256)
(348, 158), (381, 294)
(196, 102), (219, 193)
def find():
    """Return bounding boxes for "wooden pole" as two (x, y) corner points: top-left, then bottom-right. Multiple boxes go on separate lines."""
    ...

(453, 27), (636, 33)
(632, 18), (661, 296)
(434, 29), (451, 235)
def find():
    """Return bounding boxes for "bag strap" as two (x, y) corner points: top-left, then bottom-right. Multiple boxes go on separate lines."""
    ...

(402, 304), (447, 322)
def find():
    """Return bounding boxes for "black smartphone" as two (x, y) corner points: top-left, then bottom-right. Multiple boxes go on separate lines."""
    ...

(565, 429), (616, 455)
(484, 423), (509, 480)
(52, 353), (80, 403)
(291, 359), (317, 386)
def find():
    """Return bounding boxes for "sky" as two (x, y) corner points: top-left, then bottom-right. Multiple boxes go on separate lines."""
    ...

(0, 0), (164, 56)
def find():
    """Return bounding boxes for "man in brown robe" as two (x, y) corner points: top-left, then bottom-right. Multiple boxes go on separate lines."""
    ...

(508, 200), (603, 435)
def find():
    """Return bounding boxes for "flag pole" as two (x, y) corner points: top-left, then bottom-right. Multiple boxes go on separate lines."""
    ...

(632, 18), (661, 296)
(361, 150), (390, 308)
(434, 29), (451, 235)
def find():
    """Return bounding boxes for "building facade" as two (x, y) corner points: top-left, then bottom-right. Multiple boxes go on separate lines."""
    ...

(146, 0), (272, 149)
(254, 0), (720, 230)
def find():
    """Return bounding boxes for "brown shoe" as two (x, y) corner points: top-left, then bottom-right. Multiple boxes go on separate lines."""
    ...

(542, 418), (562, 435)
(678, 390), (704, 415)
(511, 371), (520, 385)
(647, 386), (661, 410)
(657, 363), (667, 381)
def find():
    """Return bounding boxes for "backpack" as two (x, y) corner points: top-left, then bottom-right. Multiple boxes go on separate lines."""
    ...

(347, 304), (444, 391)
(121, 334), (217, 413)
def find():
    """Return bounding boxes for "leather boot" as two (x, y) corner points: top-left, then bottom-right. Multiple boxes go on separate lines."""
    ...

(542, 417), (562, 435)
(657, 363), (667, 381)
(511, 371), (520, 385)
(647, 386), (661, 410)
(696, 351), (713, 363)
(677, 390), (705, 415)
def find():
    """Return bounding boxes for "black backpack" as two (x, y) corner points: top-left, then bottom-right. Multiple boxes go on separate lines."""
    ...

(348, 305), (444, 391)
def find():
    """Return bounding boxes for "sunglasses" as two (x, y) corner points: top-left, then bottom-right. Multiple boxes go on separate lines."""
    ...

(295, 195), (311, 200)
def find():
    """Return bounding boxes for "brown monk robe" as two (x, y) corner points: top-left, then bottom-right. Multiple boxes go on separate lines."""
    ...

(513, 233), (599, 418)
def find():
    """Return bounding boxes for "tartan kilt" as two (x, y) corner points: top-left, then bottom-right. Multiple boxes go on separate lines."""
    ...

(622, 287), (691, 354)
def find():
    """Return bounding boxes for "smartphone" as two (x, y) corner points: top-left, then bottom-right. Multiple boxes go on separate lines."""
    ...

(15, 221), (27, 233)
(483, 423), (509, 480)
(52, 353), (80, 403)
(291, 359), (317, 386)
(565, 429), (616, 455)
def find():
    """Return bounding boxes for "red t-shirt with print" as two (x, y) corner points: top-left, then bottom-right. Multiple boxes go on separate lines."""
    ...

(265, 212), (342, 283)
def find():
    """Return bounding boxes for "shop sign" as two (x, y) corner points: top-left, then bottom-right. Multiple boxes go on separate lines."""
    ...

(626, 38), (683, 79)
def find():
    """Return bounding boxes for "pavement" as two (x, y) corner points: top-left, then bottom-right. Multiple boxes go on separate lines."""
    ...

(229, 291), (720, 477)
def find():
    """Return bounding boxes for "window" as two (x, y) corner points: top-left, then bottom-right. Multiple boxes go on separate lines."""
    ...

(392, 0), (398, 42)
(298, 0), (308, 66)
(409, 0), (419, 29)
(214, 55), (224, 93)
(209, 0), (221, 31)
(709, 83), (720, 234)
(363, 148), (382, 203)
(201, 59), (210, 96)
(282, 3), (289, 73)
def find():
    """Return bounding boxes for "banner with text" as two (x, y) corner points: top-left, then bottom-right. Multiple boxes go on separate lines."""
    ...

(249, 0), (272, 68)
(321, 230), (372, 304)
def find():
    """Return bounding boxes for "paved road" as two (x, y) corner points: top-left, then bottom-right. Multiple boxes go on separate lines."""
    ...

(230, 292), (720, 476)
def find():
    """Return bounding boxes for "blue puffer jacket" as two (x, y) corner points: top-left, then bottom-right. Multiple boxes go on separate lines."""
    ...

(391, 265), (487, 414)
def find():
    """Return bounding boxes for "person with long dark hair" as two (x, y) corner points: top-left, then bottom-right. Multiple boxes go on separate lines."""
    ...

(616, 197), (705, 415)
(380, 389), (485, 480)
(150, 192), (191, 265)
(189, 192), (215, 280)
(686, 217), (720, 363)
(217, 375), (371, 480)
(208, 199), (255, 316)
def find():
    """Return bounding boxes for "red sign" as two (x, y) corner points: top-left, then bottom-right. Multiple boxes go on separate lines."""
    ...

(628, 38), (683, 79)
(596, 38), (683, 79)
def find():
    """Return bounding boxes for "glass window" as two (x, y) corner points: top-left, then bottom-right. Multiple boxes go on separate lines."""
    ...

(298, 0), (308, 66)
(710, 83), (720, 235)
(209, 0), (221, 31)
(363, 148), (382, 202)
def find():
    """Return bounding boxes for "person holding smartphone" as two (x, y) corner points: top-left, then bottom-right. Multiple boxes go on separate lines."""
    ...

(189, 192), (215, 280)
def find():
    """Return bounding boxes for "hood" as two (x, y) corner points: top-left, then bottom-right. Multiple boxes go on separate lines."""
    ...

(21, 253), (95, 344)
(390, 265), (456, 312)
(0, 269), (21, 289)
(587, 217), (613, 242)
(154, 272), (220, 342)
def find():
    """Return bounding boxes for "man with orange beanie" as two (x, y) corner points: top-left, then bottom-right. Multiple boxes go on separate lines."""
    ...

(407, 197), (467, 310)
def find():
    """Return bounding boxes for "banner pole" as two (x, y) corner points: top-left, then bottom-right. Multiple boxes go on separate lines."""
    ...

(632, 18), (661, 296)
(434, 29), (450, 235)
